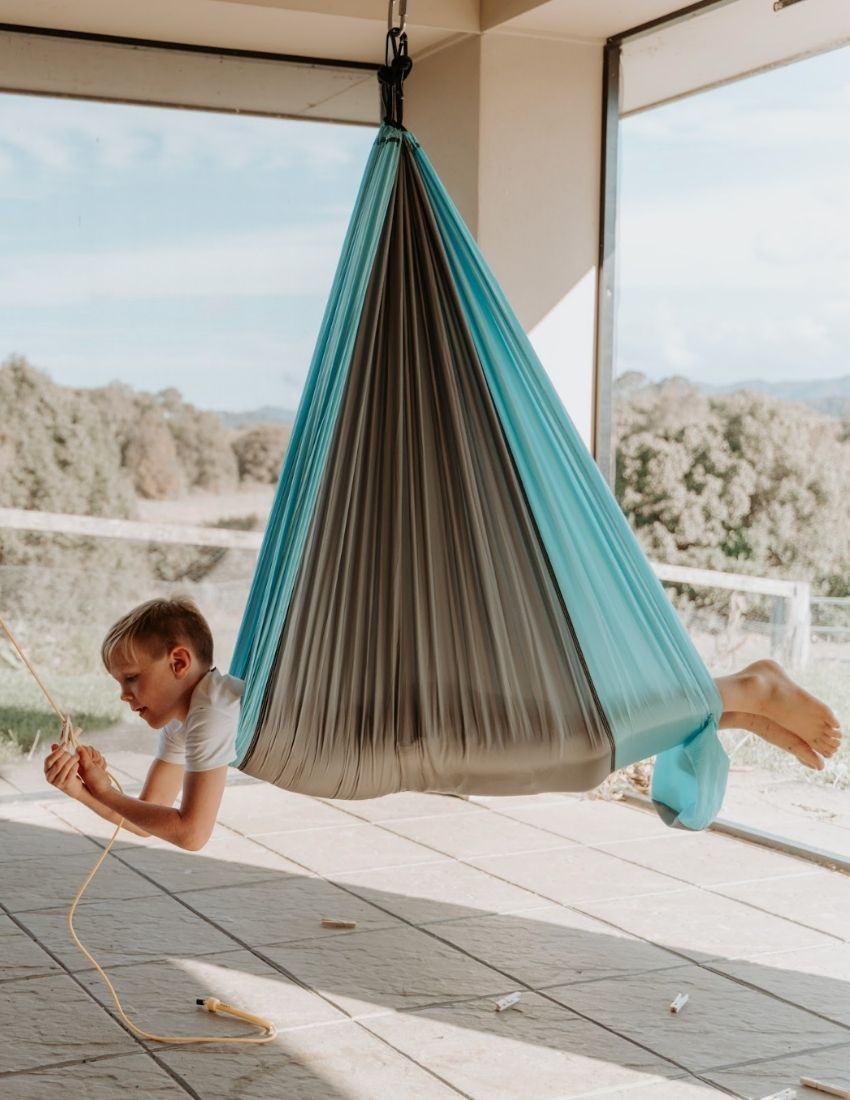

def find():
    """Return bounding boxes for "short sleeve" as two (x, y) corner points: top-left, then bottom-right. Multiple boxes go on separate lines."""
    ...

(155, 721), (186, 765)
(182, 705), (238, 772)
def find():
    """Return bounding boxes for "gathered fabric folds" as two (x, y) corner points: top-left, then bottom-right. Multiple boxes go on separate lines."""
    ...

(231, 126), (729, 830)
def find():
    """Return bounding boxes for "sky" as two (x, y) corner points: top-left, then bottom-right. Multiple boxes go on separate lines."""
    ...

(0, 102), (375, 412)
(617, 43), (850, 386)
(0, 43), (848, 411)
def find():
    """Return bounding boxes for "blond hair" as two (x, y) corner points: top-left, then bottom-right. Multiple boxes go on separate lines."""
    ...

(101, 597), (214, 670)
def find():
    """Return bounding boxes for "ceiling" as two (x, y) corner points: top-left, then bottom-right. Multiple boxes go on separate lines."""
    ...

(0, 1), (847, 118)
(0, 1), (688, 62)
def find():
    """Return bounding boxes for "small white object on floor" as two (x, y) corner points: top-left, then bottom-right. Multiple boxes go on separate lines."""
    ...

(494, 992), (522, 1013)
(321, 918), (358, 929)
(760, 1089), (796, 1100)
(800, 1078), (850, 1099)
(669, 993), (689, 1014)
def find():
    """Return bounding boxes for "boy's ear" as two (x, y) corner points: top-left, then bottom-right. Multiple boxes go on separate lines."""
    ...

(169, 645), (194, 679)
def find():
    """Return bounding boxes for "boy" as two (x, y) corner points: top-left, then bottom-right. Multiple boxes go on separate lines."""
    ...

(45, 598), (842, 850)
(43, 597), (240, 851)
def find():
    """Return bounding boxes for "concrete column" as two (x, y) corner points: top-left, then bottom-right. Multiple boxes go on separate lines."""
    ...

(406, 33), (603, 446)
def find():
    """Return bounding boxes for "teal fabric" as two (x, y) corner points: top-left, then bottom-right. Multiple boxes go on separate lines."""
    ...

(230, 130), (402, 757)
(407, 131), (727, 828)
(231, 124), (728, 830)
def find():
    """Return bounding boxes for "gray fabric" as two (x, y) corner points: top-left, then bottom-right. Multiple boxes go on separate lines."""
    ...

(240, 143), (613, 798)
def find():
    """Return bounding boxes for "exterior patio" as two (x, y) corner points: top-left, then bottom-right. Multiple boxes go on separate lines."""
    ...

(2, 733), (849, 1100)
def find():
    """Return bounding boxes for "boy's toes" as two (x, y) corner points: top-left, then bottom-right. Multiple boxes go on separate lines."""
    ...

(784, 735), (824, 770)
(814, 727), (843, 756)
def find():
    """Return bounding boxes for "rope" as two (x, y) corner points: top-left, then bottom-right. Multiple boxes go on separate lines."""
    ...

(0, 612), (277, 1045)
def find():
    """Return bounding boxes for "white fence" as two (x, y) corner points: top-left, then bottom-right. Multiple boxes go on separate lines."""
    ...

(0, 507), (822, 671)
(651, 562), (811, 671)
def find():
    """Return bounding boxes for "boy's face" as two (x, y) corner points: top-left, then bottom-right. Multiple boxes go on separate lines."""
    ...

(108, 642), (195, 729)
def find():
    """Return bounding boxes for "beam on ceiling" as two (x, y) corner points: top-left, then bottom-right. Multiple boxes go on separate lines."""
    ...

(479, 0), (551, 32)
(206, 0), (480, 33)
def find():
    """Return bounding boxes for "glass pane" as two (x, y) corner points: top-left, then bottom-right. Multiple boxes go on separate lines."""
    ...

(615, 46), (850, 857)
(0, 93), (374, 755)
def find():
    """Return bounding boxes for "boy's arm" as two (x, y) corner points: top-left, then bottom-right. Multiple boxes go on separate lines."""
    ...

(44, 747), (186, 838)
(78, 746), (226, 851)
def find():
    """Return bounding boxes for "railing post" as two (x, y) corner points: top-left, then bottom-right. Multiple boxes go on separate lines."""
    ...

(787, 582), (811, 671)
(770, 595), (785, 661)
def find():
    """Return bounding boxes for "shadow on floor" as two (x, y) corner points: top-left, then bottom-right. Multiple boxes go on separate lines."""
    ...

(2, 813), (849, 1099)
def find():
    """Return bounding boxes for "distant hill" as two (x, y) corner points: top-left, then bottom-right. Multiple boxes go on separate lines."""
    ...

(219, 405), (297, 428)
(700, 375), (850, 418)
(617, 372), (850, 419)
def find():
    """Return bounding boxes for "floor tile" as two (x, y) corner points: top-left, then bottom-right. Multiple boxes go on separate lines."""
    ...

(710, 941), (850, 1026)
(586, 1081), (729, 1099)
(467, 794), (578, 810)
(119, 829), (308, 893)
(174, 875), (401, 946)
(0, 812), (102, 861)
(384, 808), (573, 859)
(217, 785), (356, 835)
(714, 868), (850, 940)
(261, 924), (509, 1018)
(15, 893), (241, 972)
(705, 1043), (850, 1099)
(331, 858), (545, 925)
(363, 993), (680, 1099)
(3, 849), (162, 912)
(577, 886), (836, 961)
(468, 845), (685, 905)
(596, 829), (819, 886)
(0, 973), (135, 1072)
(0, 1053), (189, 1099)
(490, 798), (673, 845)
(326, 790), (481, 822)
(0, 914), (61, 980)
(77, 949), (345, 1039)
(545, 964), (850, 1073)
(43, 798), (155, 849)
(428, 905), (683, 989)
(253, 822), (445, 875)
(160, 1018), (463, 1098)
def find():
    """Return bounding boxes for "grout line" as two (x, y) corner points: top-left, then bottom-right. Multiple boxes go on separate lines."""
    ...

(0, 898), (202, 1098)
(7, 787), (847, 1093)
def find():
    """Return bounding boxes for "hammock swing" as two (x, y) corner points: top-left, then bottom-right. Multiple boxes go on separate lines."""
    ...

(229, 19), (729, 831)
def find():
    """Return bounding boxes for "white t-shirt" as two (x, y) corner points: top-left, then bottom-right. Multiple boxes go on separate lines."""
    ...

(155, 668), (243, 772)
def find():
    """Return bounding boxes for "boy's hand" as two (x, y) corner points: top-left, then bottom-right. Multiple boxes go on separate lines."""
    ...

(77, 745), (113, 798)
(44, 744), (85, 800)
(83, 745), (107, 771)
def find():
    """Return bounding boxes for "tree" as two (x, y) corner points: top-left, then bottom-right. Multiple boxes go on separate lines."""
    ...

(614, 375), (850, 596)
(232, 423), (291, 484)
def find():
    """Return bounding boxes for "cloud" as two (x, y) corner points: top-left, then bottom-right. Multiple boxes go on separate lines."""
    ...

(618, 172), (850, 294)
(624, 43), (850, 151)
(617, 292), (850, 385)
(0, 223), (348, 307)
(0, 95), (374, 183)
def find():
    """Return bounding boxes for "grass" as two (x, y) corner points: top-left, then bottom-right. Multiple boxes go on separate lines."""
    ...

(0, 670), (123, 761)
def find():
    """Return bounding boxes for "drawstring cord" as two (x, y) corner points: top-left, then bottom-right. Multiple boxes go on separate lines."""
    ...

(0, 612), (276, 1045)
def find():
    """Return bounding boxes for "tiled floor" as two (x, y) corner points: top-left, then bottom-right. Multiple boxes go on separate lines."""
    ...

(2, 748), (849, 1100)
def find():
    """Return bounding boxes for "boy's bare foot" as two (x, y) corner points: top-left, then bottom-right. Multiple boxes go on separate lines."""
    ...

(716, 659), (843, 759)
(719, 711), (824, 770)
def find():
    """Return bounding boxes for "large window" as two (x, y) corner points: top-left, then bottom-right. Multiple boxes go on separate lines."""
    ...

(614, 45), (850, 855)
(0, 89), (373, 753)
